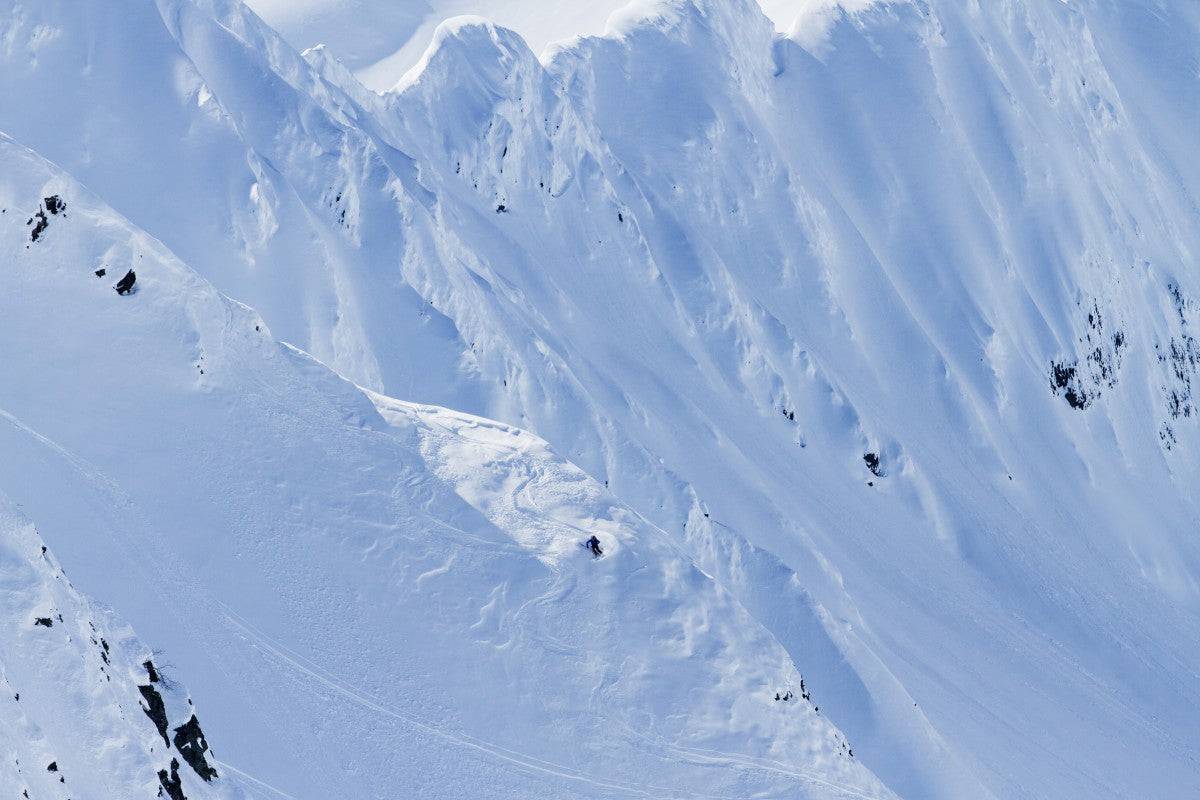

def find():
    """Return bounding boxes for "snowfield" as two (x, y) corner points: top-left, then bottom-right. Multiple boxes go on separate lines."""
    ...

(1, 0), (1199, 798)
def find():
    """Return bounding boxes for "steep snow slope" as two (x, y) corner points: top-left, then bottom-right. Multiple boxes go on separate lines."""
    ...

(0, 497), (237, 800)
(0, 136), (886, 798)
(2, 0), (1200, 798)
(379, 7), (1200, 795)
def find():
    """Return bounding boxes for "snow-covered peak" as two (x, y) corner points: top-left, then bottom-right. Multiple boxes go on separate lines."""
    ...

(395, 16), (540, 94)
(242, 0), (876, 91)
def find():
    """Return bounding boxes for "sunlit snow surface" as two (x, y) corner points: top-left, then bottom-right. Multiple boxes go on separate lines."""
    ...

(0, 134), (882, 799)
(244, 1), (893, 90)
(1, 0), (1199, 798)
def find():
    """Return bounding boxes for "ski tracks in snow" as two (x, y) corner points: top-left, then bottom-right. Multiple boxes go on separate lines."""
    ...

(0, 403), (880, 799)
(217, 601), (880, 800)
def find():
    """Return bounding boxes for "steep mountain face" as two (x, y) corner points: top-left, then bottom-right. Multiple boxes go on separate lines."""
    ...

(0, 136), (884, 798)
(0, 498), (236, 800)
(1, 0), (1199, 798)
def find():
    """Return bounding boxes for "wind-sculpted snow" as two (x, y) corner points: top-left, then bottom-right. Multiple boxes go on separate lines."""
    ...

(0, 135), (887, 798)
(2, 0), (1200, 797)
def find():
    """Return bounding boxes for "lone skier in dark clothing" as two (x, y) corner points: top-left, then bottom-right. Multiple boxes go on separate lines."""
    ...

(115, 269), (136, 295)
(584, 535), (603, 558)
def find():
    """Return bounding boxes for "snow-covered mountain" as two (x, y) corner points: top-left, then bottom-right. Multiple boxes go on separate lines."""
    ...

(0, 133), (882, 798)
(1, 0), (1199, 798)
(0, 496), (237, 800)
(241, 0), (896, 91)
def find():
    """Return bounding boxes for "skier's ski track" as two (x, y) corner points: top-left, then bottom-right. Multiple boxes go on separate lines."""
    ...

(220, 599), (883, 800)
(214, 761), (300, 800)
(216, 601), (834, 800)
(0, 400), (877, 798)
(614, 719), (888, 800)
(390, 408), (891, 799)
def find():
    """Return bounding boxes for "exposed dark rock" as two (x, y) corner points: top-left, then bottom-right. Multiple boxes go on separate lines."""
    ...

(139, 684), (170, 746)
(26, 196), (66, 243)
(173, 715), (218, 781)
(158, 757), (187, 800)
(863, 452), (882, 477)
(1154, 283), (1200, 433)
(95, 268), (106, 278)
(34, 617), (53, 628)
(1050, 298), (1125, 410)
(1160, 423), (1177, 451)
(28, 209), (48, 242)
(1050, 361), (1087, 409)
(46, 761), (58, 772)
(115, 269), (137, 296)
(144, 660), (161, 683)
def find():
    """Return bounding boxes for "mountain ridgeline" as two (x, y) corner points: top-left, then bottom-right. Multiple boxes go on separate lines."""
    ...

(1, 0), (1198, 798)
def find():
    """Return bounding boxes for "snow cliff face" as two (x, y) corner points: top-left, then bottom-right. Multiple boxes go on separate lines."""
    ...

(1, 0), (1199, 798)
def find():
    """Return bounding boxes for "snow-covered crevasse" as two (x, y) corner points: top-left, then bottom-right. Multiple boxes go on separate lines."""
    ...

(2, 0), (1200, 797)
(0, 135), (886, 798)
(0, 497), (237, 800)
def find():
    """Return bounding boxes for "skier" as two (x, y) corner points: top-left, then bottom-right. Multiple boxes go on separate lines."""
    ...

(115, 269), (136, 295)
(584, 535), (603, 558)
